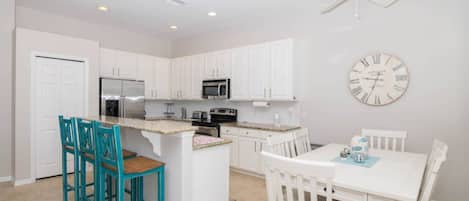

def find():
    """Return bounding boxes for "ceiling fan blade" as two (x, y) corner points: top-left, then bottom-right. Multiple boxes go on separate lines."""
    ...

(320, 0), (348, 14)
(368, 0), (399, 8)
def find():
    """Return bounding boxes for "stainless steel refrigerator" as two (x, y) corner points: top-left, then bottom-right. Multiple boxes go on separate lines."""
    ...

(100, 78), (145, 119)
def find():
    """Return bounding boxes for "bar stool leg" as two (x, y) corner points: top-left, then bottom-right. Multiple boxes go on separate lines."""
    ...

(74, 155), (80, 201)
(158, 167), (165, 201)
(62, 150), (69, 201)
(117, 177), (125, 201)
(80, 158), (87, 201)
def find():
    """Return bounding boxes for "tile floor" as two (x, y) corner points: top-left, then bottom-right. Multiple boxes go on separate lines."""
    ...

(0, 171), (268, 201)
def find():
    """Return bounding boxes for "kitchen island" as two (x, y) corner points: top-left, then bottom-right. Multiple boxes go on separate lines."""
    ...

(83, 116), (232, 201)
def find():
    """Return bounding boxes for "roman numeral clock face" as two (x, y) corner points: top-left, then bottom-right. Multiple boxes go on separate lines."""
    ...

(349, 53), (409, 106)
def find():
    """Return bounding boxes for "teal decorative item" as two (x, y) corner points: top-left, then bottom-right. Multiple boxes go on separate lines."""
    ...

(350, 136), (369, 160)
(94, 122), (165, 201)
(332, 156), (381, 168)
(58, 115), (80, 201)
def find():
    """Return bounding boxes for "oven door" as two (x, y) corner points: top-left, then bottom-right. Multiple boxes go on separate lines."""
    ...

(195, 126), (219, 137)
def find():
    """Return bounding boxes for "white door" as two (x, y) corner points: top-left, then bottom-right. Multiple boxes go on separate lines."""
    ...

(100, 48), (116, 78)
(115, 50), (137, 79)
(270, 39), (293, 100)
(34, 56), (86, 179)
(238, 137), (260, 173)
(155, 58), (171, 100)
(191, 55), (205, 100)
(249, 44), (270, 100)
(231, 47), (250, 100)
(137, 54), (155, 99)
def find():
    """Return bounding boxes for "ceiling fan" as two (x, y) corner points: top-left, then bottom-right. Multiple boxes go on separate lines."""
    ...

(321, 0), (399, 14)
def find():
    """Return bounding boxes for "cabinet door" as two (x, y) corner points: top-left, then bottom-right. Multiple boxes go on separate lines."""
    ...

(238, 137), (260, 173)
(248, 44), (270, 100)
(191, 55), (205, 100)
(204, 53), (217, 79)
(170, 58), (182, 99)
(269, 39), (294, 100)
(231, 47), (250, 100)
(181, 57), (192, 99)
(221, 134), (239, 168)
(216, 50), (232, 78)
(155, 58), (171, 99)
(137, 54), (156, 99)
(115, 50), (137, 79)
(256, 140), (267, 174)
(100, 48), (117, 78)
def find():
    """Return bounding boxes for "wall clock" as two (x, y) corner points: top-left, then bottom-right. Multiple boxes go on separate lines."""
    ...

(349, 53), (409, 106)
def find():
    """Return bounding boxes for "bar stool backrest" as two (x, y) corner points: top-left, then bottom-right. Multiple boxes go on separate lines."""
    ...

(58, 115), (78, 150)
(76, 118), (95, 157)
(94, 122), (124, 174)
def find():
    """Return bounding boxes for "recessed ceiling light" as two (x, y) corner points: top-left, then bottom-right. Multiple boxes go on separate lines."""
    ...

(170, 25), (178, 30)
(97, 6), (109, 12)
(208, 12), (217, 16)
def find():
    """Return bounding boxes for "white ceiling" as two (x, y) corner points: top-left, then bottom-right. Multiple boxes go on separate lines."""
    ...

(16, 0), (316, 40)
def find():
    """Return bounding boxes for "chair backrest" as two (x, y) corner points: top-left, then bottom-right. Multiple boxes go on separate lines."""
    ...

(361, 129), (408, 152)
(294, 128), (312, 155)
(419, 139), (448, 201)
(261, 151), (335, 201)
(266, 133), (298, 158)
(76, 118), (95, 157)
(94, 121), (124, 174)
(58, 115), (78, 151)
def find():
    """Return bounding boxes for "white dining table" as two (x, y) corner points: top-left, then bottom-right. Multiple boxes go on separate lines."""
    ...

(296, 144), (428, 201)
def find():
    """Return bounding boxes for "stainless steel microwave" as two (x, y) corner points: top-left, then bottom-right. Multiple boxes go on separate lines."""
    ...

(202, 79), (230, 99)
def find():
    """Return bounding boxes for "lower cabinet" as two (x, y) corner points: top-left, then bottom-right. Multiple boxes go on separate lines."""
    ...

(368, 195), (398, 201)
(221, 126), (283, 175)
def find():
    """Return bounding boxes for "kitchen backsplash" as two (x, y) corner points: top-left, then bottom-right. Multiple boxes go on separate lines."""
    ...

(145, 100), (301, 126)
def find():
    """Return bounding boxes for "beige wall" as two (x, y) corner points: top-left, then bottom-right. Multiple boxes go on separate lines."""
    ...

(15, 28), (100, 181)
(0, 0), (15, 179)
(172, 1), (469, 200)
(16, 6), (171, 57)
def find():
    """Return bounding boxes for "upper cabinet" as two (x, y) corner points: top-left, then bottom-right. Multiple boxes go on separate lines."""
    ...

(171, 57), (192, 100)
(268, 39), (294, 100)
(248, 43), (271, 100)
(231, 47), (250, 100)
(204, 51), (232, 79)
(136, 54), (171, 100)
(190, 55), (205, 100)
(100, 48), (137, 79)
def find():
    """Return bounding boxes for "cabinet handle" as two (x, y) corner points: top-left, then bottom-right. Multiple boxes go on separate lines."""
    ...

(112, 68), (115, 76)
(264, 88), (266, 98)
(117, 68), (120, 76)
(254, 142), (257, 152)
(155, 90), (158, 98)
(270, 88), (272, 98)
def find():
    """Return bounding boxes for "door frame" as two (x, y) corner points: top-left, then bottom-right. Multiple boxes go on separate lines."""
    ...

(30, 51), (90, 181)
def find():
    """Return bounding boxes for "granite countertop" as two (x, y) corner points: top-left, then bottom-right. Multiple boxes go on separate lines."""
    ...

(192, 135), (232, 150)
(83, 116), (197, 135)
(222, 122), (301, 132)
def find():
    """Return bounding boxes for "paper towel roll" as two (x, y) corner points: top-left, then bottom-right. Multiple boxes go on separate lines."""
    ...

(252, 101), (271, 107)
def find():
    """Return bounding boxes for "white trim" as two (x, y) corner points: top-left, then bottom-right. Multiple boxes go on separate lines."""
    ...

(14, 178), (35, 186)
(0, 176), (12, 182)
(30, 51), (90, 181)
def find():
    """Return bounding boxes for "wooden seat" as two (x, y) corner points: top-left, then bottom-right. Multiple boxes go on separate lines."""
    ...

(104, 156), (165, 174)
(84, 149), (137, 160)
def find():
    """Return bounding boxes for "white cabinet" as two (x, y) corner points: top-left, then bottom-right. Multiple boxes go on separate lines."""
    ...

(248, 43), (270, 100)
(248, 39), (295, 101)
(137, 54), (155, 99)
(190, 55), (205, 100)
(137, 55), (171, 100)
(269, 39), (294, 100)
(204, 51), (232, 79)
(238, 137), (260, 173)
(100, 48), (137, 79)
(220, 134), (239, 168)
(231, 47), (250, 100)
(171, 57), (192, 100)
(154, 58), (171, 100)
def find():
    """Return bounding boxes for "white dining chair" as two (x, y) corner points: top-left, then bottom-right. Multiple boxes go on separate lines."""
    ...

(261, 151), (335, 201)
(266, 133), (298, 158)
(294, 128), (312, 156)
(361, 128), (408, 152)
(419, 139), (448, 201)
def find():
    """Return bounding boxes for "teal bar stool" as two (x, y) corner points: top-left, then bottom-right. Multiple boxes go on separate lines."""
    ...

(76, 118), (139, 201)
(94, 122), (165, 201)
(58, 115), (80, 201)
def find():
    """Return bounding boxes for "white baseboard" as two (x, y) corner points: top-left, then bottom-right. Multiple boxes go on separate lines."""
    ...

(0, 176), (12, 182)
(14, 178), (35, 186)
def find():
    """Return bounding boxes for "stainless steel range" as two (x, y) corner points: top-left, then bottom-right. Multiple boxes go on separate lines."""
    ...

(192, 108), (237, 137)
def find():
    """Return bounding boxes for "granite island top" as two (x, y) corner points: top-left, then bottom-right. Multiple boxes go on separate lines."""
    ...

(221, 122), (301, 132)
(83, 115), (197, 135)
(193, 135), (232, 150)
